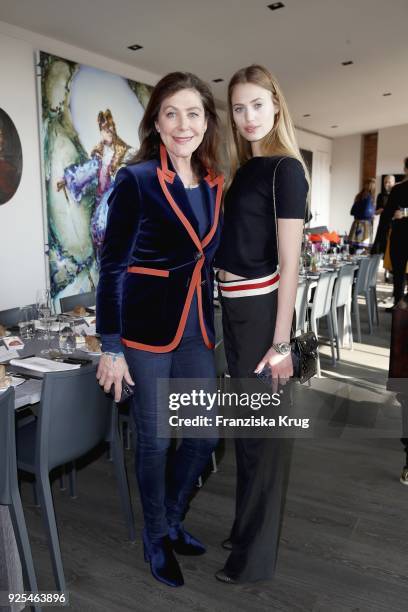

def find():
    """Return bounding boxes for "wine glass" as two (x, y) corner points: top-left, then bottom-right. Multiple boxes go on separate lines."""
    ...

(36, 290), (53, 338)
(59, 319), (76, 354)
(18, 306), (35, 339)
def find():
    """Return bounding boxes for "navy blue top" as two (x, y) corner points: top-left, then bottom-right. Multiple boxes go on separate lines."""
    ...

(183, 183), (210, 337)
(101, 181), (209, 352)
(350, 195), (375, 220)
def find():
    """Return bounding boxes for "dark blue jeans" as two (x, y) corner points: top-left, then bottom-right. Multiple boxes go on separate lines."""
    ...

(124, 336), (218, 541)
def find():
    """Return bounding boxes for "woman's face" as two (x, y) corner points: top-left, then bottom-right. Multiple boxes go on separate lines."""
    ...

(100, 127), (114, 146)
(231, 82), (278, 144)
(155, 88), (208, 160)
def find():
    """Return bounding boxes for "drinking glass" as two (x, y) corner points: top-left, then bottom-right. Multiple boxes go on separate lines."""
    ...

(59, 319), (76, 354)
(18, 306), (35, 339)
(40, 315), (58, 355)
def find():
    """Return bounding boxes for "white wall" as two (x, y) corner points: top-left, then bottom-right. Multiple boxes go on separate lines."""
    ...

(329, 134), (362, 234)
(377, 123), (408, 186)
(0, 20), (161, 311)
(296, 129), (332, 228)
(0, 32), (47, 311)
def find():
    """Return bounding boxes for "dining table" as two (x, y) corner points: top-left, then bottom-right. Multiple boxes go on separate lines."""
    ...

(0, 327), (102, 608)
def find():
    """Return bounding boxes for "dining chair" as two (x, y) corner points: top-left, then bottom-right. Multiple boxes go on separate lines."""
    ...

(366, 254), (382, 326)
(0, 388), (41, 611)
(0, 304), (37, 328)
(351, 257), (373, 342)
(308, 271), (337, 377)
(295, 281), (309, 333)
(59, 291), (96, 313)
(16, 366), (136, 593)
(331, 264), (355, 360)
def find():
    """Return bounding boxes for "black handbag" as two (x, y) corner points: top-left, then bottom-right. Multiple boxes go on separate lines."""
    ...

(290, 331), (318, 383)
(272, 158), (318, 384)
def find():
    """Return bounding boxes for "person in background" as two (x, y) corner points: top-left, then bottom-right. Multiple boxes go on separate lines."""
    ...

(214, 64), (308, 584)
(371, 174), (395, 255)
(348, 178), (376, 252)
(381, 158), (408, 311)
(96, 72), (223, 588)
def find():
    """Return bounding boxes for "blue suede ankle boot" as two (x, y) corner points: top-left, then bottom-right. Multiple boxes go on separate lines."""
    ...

(143, 530), (184, 587)
(168, 524), (206, 556)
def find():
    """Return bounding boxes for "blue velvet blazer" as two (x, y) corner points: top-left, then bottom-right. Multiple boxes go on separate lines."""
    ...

(96, 144), (224, 352)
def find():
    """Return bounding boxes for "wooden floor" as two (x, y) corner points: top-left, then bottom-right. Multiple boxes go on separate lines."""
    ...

(20, 275), (408, 612)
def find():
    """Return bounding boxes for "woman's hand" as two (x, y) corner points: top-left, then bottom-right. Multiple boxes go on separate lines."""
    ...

(255, 347), (293, 393)
(96, 352), (134, 402)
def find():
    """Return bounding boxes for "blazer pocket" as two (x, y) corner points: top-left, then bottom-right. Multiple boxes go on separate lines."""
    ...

(127, 266), (169, 278)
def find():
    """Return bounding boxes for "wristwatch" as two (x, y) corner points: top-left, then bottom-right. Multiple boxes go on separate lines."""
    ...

(272, 342), (291, 355)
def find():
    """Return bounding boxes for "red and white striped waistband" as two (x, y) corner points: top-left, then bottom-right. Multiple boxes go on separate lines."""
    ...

(217, 270), (280, 298)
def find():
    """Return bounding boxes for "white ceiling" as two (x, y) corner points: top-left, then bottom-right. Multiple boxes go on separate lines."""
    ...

(1, 0), (407, 138)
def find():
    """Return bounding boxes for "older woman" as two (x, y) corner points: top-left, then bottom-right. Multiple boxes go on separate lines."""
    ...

(96, 72), (223, 588)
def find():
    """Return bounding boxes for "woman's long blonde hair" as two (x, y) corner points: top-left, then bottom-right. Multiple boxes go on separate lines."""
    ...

(226, 65), (309, 187)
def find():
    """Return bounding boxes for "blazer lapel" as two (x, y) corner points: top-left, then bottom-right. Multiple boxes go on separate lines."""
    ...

(156, 143), (224, 251)
(202, 171), (224, 248)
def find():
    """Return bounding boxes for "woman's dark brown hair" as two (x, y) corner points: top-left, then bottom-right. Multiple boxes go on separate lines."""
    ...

(132, 72), (220, 177)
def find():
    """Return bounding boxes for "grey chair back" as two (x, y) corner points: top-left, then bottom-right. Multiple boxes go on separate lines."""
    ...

(367, 254), (382, 289)
(0, 388), (15, 505)
(0, 388), (40, 607)
(354, 257), (371, 295)
(59, 291), (95, 313)
(295, 282), (309, 332)
(333, 264), (355, 309)
(310, 272), (336, 320)
(0, 304), (37, 328)
(36, 366), (111, 471)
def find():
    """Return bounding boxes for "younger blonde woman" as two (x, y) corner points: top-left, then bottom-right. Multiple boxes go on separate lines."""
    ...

(215, 64), (309, 583)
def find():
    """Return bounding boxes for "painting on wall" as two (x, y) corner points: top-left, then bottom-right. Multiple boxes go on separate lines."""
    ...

(39, 51), (153, 307)
(0, 108), (23, 206)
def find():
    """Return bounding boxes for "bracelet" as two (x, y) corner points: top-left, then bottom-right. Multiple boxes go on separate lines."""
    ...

(103, 351), (124, 363)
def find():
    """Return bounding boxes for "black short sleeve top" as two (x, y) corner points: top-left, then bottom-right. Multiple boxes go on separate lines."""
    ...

(215, 156), (308, 279)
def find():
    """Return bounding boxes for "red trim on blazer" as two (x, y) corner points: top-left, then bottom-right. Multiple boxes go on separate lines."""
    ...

(122, 145), (223, 353)
(122, 258), (205, 352)
(127, 266), (169, 278)
(196, 279), (214, 349)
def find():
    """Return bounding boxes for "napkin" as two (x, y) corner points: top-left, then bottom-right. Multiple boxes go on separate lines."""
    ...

(3, 336), (24, 350)
(9, 357), (80, 372)
(0, 347), (20, 363)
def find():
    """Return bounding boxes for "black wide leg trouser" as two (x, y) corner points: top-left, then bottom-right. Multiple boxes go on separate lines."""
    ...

(220, 288), (294, 582)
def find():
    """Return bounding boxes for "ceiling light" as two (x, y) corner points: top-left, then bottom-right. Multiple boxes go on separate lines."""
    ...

(128, 44), (143, 51)
(212, 78), (224, 83)
(268, 2), (284, 11)
(331, 125), (339, 128)
(341, 60), (354, 66)
(383, 92), (392, 96)
(303, 114), (311, 118)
